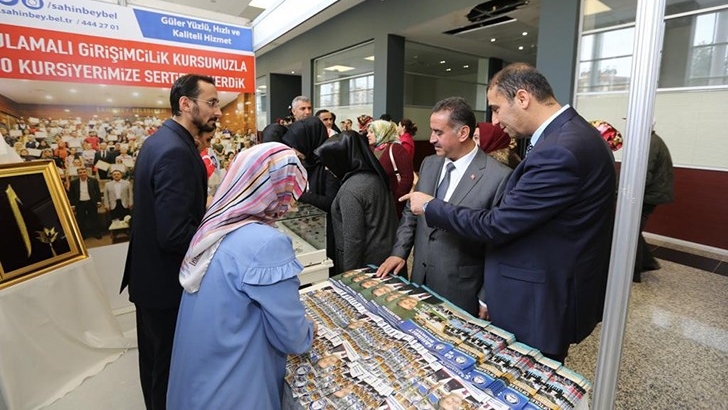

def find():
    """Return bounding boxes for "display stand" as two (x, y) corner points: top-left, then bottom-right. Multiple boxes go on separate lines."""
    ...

(275, 204), (332, 286)
(0, 258), (133, 410)
(285, 280), (591, 410)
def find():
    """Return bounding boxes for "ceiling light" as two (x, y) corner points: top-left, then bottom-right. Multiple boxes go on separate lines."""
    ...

(132, 92), (139, 97)
(257, 85), (267, 89)
(69, 89), (77, 93)
(364, 56), (375, 61)
(518, 46), (524, 50)
(584, 0), (611, 15)
(291, 71), (295, 74)
(157, 100), (163, 105)
(463, 65), (469, 69)
(64, 109), (70, 112)
(45, 95), (53, 100)
(445, 68), (452, 72)
(106, 98), (113, 102)
(439, 60), (446, 64)
(490, 38), (496, 42)
(249, 0), (274, 9)
(324, 65), (355, 73)
(522, 31), (528, 36)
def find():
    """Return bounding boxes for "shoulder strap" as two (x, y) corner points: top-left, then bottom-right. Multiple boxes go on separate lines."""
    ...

(388, 144), (401, 182)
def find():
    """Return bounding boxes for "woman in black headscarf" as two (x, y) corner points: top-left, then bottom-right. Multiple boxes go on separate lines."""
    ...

(314, 131), (398, 274)
(282, 117), (339, 212)
(282, 117), (341, 272)
(261, 123), (288, 144)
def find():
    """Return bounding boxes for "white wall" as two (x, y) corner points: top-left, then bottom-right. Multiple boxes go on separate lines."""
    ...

(575, 88), (728, 170)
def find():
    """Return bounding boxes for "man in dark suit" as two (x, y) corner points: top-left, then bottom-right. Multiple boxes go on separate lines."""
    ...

(68, 166), (102, 239)
(404, 63), (616, 362)
(376, 97), (512, 316)
(121, 74), (220, 410)
(94, 142), (114, 179)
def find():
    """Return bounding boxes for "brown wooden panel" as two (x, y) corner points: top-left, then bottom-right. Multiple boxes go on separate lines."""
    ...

(646, 167), (728, 250)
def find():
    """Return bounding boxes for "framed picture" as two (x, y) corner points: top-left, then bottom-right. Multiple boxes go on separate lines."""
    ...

(0, 160), (87, 289)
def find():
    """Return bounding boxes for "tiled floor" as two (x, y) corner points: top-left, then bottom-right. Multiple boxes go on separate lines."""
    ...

(42, 241), (728, 409)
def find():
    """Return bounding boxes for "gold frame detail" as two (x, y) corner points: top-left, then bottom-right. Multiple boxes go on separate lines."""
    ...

(0, 160), (87, 289)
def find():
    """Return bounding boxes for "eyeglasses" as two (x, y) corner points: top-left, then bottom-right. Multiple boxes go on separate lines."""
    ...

(188, 97), (221, 109)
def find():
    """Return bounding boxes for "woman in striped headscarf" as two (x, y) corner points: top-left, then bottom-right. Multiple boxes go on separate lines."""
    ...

(168, 142), (316, 410)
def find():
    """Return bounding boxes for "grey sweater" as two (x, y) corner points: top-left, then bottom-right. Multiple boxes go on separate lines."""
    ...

(330, 172), (398, 273)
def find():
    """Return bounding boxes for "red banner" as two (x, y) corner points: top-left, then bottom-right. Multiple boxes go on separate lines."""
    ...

(0, 24), (255, 92)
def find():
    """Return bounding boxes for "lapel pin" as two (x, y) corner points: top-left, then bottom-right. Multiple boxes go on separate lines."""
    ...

(470, 174), (475, 180)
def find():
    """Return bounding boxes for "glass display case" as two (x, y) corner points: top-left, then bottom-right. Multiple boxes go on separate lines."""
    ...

(276, 203), (332, 285)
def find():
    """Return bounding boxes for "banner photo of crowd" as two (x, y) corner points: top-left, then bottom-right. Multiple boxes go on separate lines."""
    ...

(0, 0), (256, 248)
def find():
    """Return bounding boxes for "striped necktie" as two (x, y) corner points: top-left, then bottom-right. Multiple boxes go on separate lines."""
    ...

(436, 162), (456, 200)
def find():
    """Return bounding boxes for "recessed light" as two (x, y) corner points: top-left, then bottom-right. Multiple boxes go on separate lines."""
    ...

(439, 60), (446, 64)
(106, 98), (113, 102)
(291, 71), (295, 74)
(463, 65), (469, 69)
(64, 109), (70, 112)
(157, 100), (163, 105)
(45, 95), (53, 100)
(249, 0), (274, 9)
(364, 56), (375, 61)
(445, 68), (452, 72)
(518, 46), (524, 50)
(132, 92), (139, 97)
(522, 31), (528, 36)
(490, 38), (496, 42)
(69, 89), (77, 93)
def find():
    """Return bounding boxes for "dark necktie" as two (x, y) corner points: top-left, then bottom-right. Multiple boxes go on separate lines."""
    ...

(525, 142), (534, 157)
(436, 162), (455, 200)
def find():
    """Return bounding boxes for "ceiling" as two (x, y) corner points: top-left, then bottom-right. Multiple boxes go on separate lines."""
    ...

(2, 0), (669, 111)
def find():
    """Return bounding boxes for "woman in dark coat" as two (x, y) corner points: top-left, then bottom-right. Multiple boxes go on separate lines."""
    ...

(314, 131), (397, 274)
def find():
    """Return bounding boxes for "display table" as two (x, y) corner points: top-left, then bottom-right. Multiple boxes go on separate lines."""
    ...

(0, 258), (133, 410)
(286, 278), (591, 410)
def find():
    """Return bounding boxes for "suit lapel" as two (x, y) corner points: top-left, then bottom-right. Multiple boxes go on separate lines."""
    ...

(448, 149), (487, 205)
(503, 107), (579, 195)
(539, 107), (577, 145)
(425, 156), (446, 195)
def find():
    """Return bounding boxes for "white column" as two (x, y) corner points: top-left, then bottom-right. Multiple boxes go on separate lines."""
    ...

(592, 0), (667, 407)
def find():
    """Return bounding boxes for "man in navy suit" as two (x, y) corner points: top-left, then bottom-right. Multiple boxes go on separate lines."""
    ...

(404, 63), (616, 362)
(121, 74), (221, 409)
